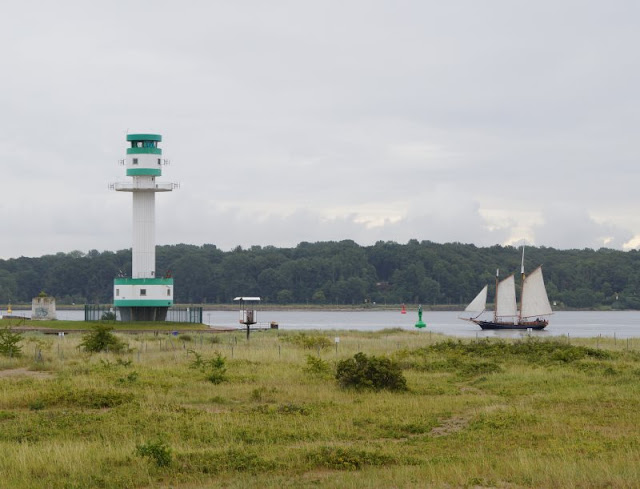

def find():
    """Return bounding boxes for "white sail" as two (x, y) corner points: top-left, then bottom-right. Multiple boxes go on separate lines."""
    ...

(465, 285), (487, 313)
(495, 274), (517, 318)
(520, 266), (553, 318)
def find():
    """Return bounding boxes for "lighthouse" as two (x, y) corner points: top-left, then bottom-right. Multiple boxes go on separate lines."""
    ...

(112, 134), (177, 321)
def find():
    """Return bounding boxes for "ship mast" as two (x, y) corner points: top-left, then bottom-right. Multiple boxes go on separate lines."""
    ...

(494, 268), (499, 322)
(518, 243), (526, 322)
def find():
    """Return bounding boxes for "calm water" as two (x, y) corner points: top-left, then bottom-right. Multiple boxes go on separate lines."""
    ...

(10, 308), (640, 338)
(209, 310), (640, 339)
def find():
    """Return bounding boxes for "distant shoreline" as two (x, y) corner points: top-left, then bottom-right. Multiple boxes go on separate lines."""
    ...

(1, 303), (627, 312)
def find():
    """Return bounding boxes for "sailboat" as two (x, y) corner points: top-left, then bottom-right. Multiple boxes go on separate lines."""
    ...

(462, 246), (553, 330)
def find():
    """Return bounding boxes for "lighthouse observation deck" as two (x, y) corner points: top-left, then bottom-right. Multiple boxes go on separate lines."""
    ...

(112, 182), (178, 192)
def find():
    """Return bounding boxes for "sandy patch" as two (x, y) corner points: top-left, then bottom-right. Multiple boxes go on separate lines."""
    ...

(0, 368), (54, 379)
(430, 415), (470, 437)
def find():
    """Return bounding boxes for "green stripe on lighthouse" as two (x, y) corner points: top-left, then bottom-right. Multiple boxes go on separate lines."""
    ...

(114, 278), (174, 285)
(114, 300), (174, 307)
(127, 147), (162, 155)
(126, 168), (162, 176)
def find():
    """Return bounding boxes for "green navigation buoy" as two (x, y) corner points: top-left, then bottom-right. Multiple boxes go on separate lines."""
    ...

(415, 304), (426, 329)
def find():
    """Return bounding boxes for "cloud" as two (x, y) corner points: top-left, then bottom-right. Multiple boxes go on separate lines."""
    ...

(2, 1), (640, 258)
(154, 186), (508, 251)
(532, 206), (633, 250)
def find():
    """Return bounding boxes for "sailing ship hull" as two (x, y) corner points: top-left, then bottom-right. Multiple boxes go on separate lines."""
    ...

(472, 319), (548, 331)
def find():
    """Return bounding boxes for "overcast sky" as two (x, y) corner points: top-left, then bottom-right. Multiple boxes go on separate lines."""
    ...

(1, 1), (639, 259)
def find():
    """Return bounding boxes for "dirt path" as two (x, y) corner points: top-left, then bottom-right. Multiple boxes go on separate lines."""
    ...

(0, 368), (54, 379)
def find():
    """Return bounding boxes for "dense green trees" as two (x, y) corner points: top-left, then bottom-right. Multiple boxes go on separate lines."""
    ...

(2, 240), (640, 308)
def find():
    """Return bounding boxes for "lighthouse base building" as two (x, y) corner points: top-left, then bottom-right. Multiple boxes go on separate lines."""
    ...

(112, 133), (176, 321)
(114, 277), (173, 321)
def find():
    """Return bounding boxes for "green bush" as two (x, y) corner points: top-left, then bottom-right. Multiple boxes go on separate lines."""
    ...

(421, 338), (614, 363)
(0, 327), (22, 357)
(304, 354), (332, 378)
(336, 352), (407, 391)
(117, 371), (139, 384)
(281, 333), (333, 351)
(100, 311), (116, 321)
(29, 399), (45, 411)
(276, 402), (311, 415)
(188, 350), (227, 384)
(27, 387), (131, 410)
(136, 439), (172, 467)
(80, 324), (127, 353)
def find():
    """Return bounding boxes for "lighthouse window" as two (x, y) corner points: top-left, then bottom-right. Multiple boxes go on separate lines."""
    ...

(167, 289), (171, 296)
(140, 289), (147, 296)
(132, 158), (138, 165)
(116, 289), (120, 296)
(157, 158), (161, 165)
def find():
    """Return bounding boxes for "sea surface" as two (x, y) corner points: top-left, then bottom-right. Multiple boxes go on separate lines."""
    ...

(6, 308), (640, 338)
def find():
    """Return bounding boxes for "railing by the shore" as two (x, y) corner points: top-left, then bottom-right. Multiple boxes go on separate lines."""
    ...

(84, 305), (203, 323)
(166, 306), (203, 323)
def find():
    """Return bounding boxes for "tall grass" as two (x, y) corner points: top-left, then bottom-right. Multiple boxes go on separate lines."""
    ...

(0, 329), (638, 488)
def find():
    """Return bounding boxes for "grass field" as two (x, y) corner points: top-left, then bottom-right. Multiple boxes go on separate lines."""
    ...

(0, 323), (639, 488)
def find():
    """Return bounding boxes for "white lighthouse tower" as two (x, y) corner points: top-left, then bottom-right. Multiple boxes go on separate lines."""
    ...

(112, 133), (177, 321)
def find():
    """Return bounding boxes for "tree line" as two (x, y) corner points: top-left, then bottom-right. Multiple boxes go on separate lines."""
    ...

(1, 240), (640, 309)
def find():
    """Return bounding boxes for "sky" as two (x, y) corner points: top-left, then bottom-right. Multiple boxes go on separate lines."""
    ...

(1, 1), (639, 259)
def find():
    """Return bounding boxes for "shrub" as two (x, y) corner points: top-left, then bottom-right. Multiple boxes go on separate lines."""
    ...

(100, 311), (116, 321)
(250, 387), (268, 401)
(281, 333), (333, 351)
(136, 439), (172, 467)
(456, 360), (502, 377)
(80, 324), (127, 353)
(188, 350), (227, 384)
(276, 402), (311, 415)
(27, 388), (130, 410)
(117, 371), (139, 384)
(29, 399), (45, 411)
(336, 352), (407, 391)
(421, 338), (614, 364)
(207, 369), (227, 385)
(304, 354), (332, 378)
(0, 327), (22, 357)
(188, 350), (206, 370)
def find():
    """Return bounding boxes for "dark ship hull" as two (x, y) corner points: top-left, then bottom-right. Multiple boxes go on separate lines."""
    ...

(472, 319), (548, 330)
